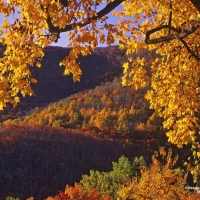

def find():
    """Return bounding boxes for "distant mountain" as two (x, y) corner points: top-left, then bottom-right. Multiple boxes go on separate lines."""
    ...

(28, 45), (126, 106)
(0, 45), (128, 120)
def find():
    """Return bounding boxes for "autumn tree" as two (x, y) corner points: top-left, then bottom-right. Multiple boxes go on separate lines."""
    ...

(117, 147), (200, 200)
(0, 0), (199, 180)
(6, 197), (20, 200)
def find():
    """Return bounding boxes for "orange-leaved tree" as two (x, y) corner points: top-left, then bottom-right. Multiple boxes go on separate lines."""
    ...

(46, 183), (113, 200)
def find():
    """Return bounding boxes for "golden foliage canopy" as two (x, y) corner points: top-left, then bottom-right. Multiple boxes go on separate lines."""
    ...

(0, 0), (199, 148)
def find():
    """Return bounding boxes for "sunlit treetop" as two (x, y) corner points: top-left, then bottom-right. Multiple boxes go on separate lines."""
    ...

(0, 0), (199, 148)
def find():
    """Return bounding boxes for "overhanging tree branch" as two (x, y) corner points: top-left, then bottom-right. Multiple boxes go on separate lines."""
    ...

(145, 23), (200, 44)
(145, 1), (200, 60)
(145, 22), (200, 60)
(46, 0), (125, 33)
(46, 0), (200, 33)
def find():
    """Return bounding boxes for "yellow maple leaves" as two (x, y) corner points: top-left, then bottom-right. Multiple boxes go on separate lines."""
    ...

(115, 0), (200, 149)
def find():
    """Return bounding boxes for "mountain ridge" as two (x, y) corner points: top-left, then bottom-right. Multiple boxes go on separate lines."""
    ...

(0, 45), (127, 121)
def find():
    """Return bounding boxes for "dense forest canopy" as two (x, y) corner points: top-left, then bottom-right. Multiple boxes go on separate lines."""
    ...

(0, 0), (199, 175)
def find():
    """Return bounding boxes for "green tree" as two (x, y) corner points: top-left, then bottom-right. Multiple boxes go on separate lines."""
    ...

(80, 155), (146, 198)
(6, 197), (20, 200)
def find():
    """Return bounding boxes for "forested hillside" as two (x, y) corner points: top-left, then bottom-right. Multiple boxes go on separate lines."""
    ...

(0, 121), (194, 200)
(0, 45), (129, 121)
(10, 77), (154, 132)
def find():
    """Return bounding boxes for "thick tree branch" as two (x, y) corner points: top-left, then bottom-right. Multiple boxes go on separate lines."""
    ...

(145, 22), (200, 44)
(46, 0), (125, 33)
(145, 22), (200, 60)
